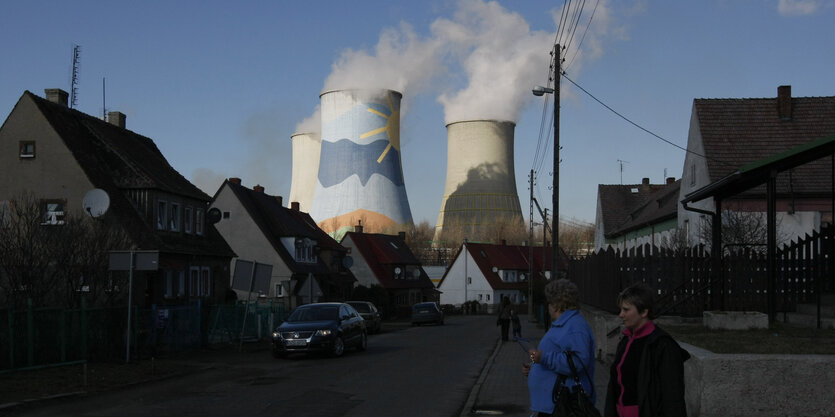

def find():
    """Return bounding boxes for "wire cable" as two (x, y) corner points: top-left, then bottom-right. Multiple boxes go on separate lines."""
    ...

(565, 0), (599, 72)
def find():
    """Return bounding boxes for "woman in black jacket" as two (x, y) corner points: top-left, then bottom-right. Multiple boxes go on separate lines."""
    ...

(604, 283), (690, 417)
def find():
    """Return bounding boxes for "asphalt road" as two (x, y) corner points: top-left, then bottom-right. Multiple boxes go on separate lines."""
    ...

(6, 315), (498, 417)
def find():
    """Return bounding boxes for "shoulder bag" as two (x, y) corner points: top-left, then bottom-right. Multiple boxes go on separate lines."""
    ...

(551, 350), (601, 417)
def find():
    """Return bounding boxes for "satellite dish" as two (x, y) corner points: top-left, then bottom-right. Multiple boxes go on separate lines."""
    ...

(394, 267), (402, 275)
(82, 189), (110, 218)
(207, 207), (222, 224)
(492, 266), (498, 273)
(412, 269), (421, 278)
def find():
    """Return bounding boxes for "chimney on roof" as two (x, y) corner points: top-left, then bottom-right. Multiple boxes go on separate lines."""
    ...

(398, 231), (406, 242)
(229, 177), (242, 185)
(355, 220), (363, 234)
(107, 111), (126, 129)
(291, 201), (300, 211)
(666, 177), (675, 184)
(253, 184), (264, 193)
(778, 85), (792, 121)
(276, 196), (283, 206)
(44, 89), (68, 106)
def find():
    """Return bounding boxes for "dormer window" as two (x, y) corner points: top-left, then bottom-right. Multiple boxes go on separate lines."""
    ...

(294, 238), (317, 263)
(19, 141), (35, 159)
(41, 200), (65, 225)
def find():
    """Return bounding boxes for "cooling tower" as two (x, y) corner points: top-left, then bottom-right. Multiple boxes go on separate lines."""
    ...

(288, 132), (321, 213)
(434, 120), (523, 242)
(309, 89), (413, 239)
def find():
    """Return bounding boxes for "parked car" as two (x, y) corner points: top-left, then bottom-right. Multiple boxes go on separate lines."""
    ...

(346, 300), (383, 334)
(271, 302), (367, 358)
(411, 302), (444, 326)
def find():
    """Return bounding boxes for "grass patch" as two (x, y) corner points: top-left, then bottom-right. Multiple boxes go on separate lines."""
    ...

(663, 322), (835, 355)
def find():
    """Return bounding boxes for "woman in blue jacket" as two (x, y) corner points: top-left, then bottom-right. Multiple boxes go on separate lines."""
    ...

(523, 278), (597, 416)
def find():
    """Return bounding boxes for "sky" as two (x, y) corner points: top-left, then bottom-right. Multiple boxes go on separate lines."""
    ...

(2, 0), (835, 226)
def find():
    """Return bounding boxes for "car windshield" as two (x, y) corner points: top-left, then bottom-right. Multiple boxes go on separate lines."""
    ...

(414, 303), (435, 310)
(287, 306), (338, 322)
(349, 303), (370, 313)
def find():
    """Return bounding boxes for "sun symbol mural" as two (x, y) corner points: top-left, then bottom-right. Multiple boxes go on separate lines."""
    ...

(360, 93), (400, 164)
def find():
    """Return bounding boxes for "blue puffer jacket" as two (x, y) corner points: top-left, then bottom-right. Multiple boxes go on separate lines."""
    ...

(528, 309), (597, 414)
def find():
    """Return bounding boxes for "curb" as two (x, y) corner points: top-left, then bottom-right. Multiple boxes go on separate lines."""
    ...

(459, 337), (503, 417)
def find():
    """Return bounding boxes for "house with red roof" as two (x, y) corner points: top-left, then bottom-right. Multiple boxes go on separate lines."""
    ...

(340, 224), (437, 317)
(437, 241), (566, 309)
(679, 85), (835, 246)
(210, 178), (355, 309)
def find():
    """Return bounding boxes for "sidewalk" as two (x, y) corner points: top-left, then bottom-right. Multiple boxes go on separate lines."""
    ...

(463, 314), (609, 417)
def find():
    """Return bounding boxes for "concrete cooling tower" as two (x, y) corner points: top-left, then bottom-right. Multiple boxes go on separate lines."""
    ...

(288, 132), (321, 213)
(434, 120), (523, 242)
(309, 89), (413, 239)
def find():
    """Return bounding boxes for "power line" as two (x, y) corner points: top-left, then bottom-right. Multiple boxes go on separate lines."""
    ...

(565, 0), (600, 72)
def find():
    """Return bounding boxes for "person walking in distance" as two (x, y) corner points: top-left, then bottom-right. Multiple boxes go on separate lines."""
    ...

(496, 296), (511, 341)
(522, 279), (597, 417)
(604, 283), (690, 417)
(510, 307), (522, 339)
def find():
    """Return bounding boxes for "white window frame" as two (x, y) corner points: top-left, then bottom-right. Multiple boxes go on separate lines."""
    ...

(195, 208), (204, 235)
(169, 202), (181, 231)
(190, 267), (200, 296)
(41, 200), (65, 225)
(19, 141), (35, 159)
(184, 206), (193, 234)
(275, 283), (284, 297)
(157, 200), (168, 230)
(201, 266), (211, 297)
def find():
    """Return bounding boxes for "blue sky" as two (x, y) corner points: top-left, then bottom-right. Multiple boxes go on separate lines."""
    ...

(2, 0), (834, 226)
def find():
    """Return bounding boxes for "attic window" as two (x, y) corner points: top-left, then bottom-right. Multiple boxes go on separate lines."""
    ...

(630, 188), (639, 193)
(19, 141), (35, 159)
(480, 250), (487, 258)
(389, 241), (399, 249)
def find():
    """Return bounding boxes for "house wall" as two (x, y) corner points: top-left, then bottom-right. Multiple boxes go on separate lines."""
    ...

(593, 194), (607, 251)
(438, 246), (496, 306)
(340, 236), (379, 288)
(210, 185), (291, 299)
(679, 108), (714, 245)
(0, 95), (96, 212)
(605, 218), (679, 252)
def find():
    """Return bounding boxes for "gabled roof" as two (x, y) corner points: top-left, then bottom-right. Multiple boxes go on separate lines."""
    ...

(341, 231), (434, 290)
(694, 88), (835, 195)
(221, 180), (345, 275)
(17, 91), (233, 256)
(438, 242), (567, 290)
(608, 179), (681, 237)
(597, 180), (668, 237)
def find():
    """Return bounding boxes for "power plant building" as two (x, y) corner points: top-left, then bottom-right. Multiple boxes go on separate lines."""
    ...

(309, 89), (413, 239)
(287, 132), (321, 213)
(434, 119), (523, 243)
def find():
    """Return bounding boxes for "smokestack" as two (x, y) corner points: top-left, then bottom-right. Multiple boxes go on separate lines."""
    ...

(434, 120), (522, 244)
(778, 85), (792, 121)
(253, 185), (265, 193)
(229, 177), (242, 185)
(44, 89), (68, 106)
(355, 220), (363, 234)
(276, 196), (283, 206)
(291, 201), (300, 211)
(398, 231), (406, 242)
(288, 132), (322, 212)
(107, 111), (126, 129)
(310, 89), (413, 239)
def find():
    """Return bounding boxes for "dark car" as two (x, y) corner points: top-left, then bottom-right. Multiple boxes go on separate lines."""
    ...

(411, 302), (444, 326)
(346, 301), (382, 334)
(271, 302), (367, 358)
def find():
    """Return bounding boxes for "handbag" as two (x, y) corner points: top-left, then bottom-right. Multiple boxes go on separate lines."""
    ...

(551, 350), (601, 417)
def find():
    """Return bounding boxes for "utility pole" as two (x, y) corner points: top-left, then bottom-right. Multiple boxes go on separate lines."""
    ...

(552, 43), (560, 279)
(528, 170), (535, 316)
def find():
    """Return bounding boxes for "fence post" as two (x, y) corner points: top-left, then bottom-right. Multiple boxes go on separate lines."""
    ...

(27, 298), (34, 367)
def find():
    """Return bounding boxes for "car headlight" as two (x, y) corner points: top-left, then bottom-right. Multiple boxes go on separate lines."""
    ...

(315, 329), (332, 336)
(272, 331), (280, 339)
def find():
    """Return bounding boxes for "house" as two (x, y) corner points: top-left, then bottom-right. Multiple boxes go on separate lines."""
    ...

(679, 85), (835, 246)
(0, 89), (235, 308)
(594, 177), (681, 252)
(437, 240), (566, 309)
(210, 178), (355, 309)
(340, 224), (437, 317)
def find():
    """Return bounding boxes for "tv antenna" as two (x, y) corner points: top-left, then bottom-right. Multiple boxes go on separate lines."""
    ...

(70, 44), (81, 109)
(617, 159), (629, 184)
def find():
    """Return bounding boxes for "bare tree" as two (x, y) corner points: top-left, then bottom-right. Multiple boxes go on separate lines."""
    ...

(559, 219), (595, 258)
(698, 208), (784, 254)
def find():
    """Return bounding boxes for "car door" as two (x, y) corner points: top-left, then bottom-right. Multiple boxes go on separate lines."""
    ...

(339, 305), (358, 345)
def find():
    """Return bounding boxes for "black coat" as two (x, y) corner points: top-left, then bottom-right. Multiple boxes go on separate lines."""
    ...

(604, 325), (690, 417)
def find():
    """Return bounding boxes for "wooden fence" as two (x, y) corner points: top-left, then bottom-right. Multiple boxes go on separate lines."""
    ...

(570, 224), (833, 317)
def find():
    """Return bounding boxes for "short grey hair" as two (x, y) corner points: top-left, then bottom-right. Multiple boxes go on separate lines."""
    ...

(544, 278), (580, 311)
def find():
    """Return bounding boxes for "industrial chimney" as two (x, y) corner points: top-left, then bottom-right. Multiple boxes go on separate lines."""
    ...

(309, 89), (413, 239)
(434, 120), (523, 243)
(288, 131), (321, 213)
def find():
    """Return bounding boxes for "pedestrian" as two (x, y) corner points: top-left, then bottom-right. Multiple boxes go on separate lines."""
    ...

(510, 307), (521, 339)
(496, 296), (511, 341)
(604, 283), (690, 417)
(522, 279), (597, 417)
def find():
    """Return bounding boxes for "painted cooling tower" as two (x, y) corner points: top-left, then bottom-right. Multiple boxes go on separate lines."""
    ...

(288, 132), (321, 213)
(434, 120), (523, 241)
(310, 89), (413, 238)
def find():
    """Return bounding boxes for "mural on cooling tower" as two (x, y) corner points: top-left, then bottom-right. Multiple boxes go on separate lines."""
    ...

(310, 89), (413, 238)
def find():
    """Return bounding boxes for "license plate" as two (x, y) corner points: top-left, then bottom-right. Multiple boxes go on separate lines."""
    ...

(420, 310), (429, 314)
(286, 339), (307, 346)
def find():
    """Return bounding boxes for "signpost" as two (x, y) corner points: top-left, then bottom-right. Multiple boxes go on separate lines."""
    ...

(109, 250), (158, 363)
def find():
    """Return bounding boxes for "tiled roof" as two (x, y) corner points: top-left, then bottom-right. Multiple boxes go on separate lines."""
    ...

(597, 182), (667, 238)
(437, 242), (567, 290)
(609, 180), (680, 236)
(694, 91), (835, 195)
(224, 181), (345, 275)
(342, 231), (434, 290)
(24, 91), (233, 257)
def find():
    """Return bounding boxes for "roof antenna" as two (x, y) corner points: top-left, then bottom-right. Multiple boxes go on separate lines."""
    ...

(70, 44), (80, 109)
(102, 77), (107, 120)
(617, 159), (629, 184)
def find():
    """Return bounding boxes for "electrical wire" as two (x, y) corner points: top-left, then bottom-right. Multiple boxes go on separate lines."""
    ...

(565, 0), (599, 72)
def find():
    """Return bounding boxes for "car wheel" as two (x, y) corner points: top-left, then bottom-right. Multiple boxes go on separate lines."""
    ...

(331, 336), (345, 357)
(356, 332), (367, 351)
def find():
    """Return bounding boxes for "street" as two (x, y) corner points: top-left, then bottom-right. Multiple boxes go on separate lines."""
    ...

(7, 315), (499, 417)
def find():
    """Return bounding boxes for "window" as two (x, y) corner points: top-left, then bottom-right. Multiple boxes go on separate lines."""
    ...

(195, 208), (204, 235)
(184, 207), (193, 234)
(157, 200), (168, 230)
(190, 267), (199, 296)
(486, 294), (490, 302)
(690, 164), (696, 186)
(164, 270), (175, 298)
(177, 271), (185, 297)
(201, 267), (211, 297)
(275, 282), (285, 297)
(294, 238), (318, 263)
(467, 277), (472, 284)
(169, 203), (181, 231)
(41, 200), (65, 225)
(19, 141), (35, 159)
